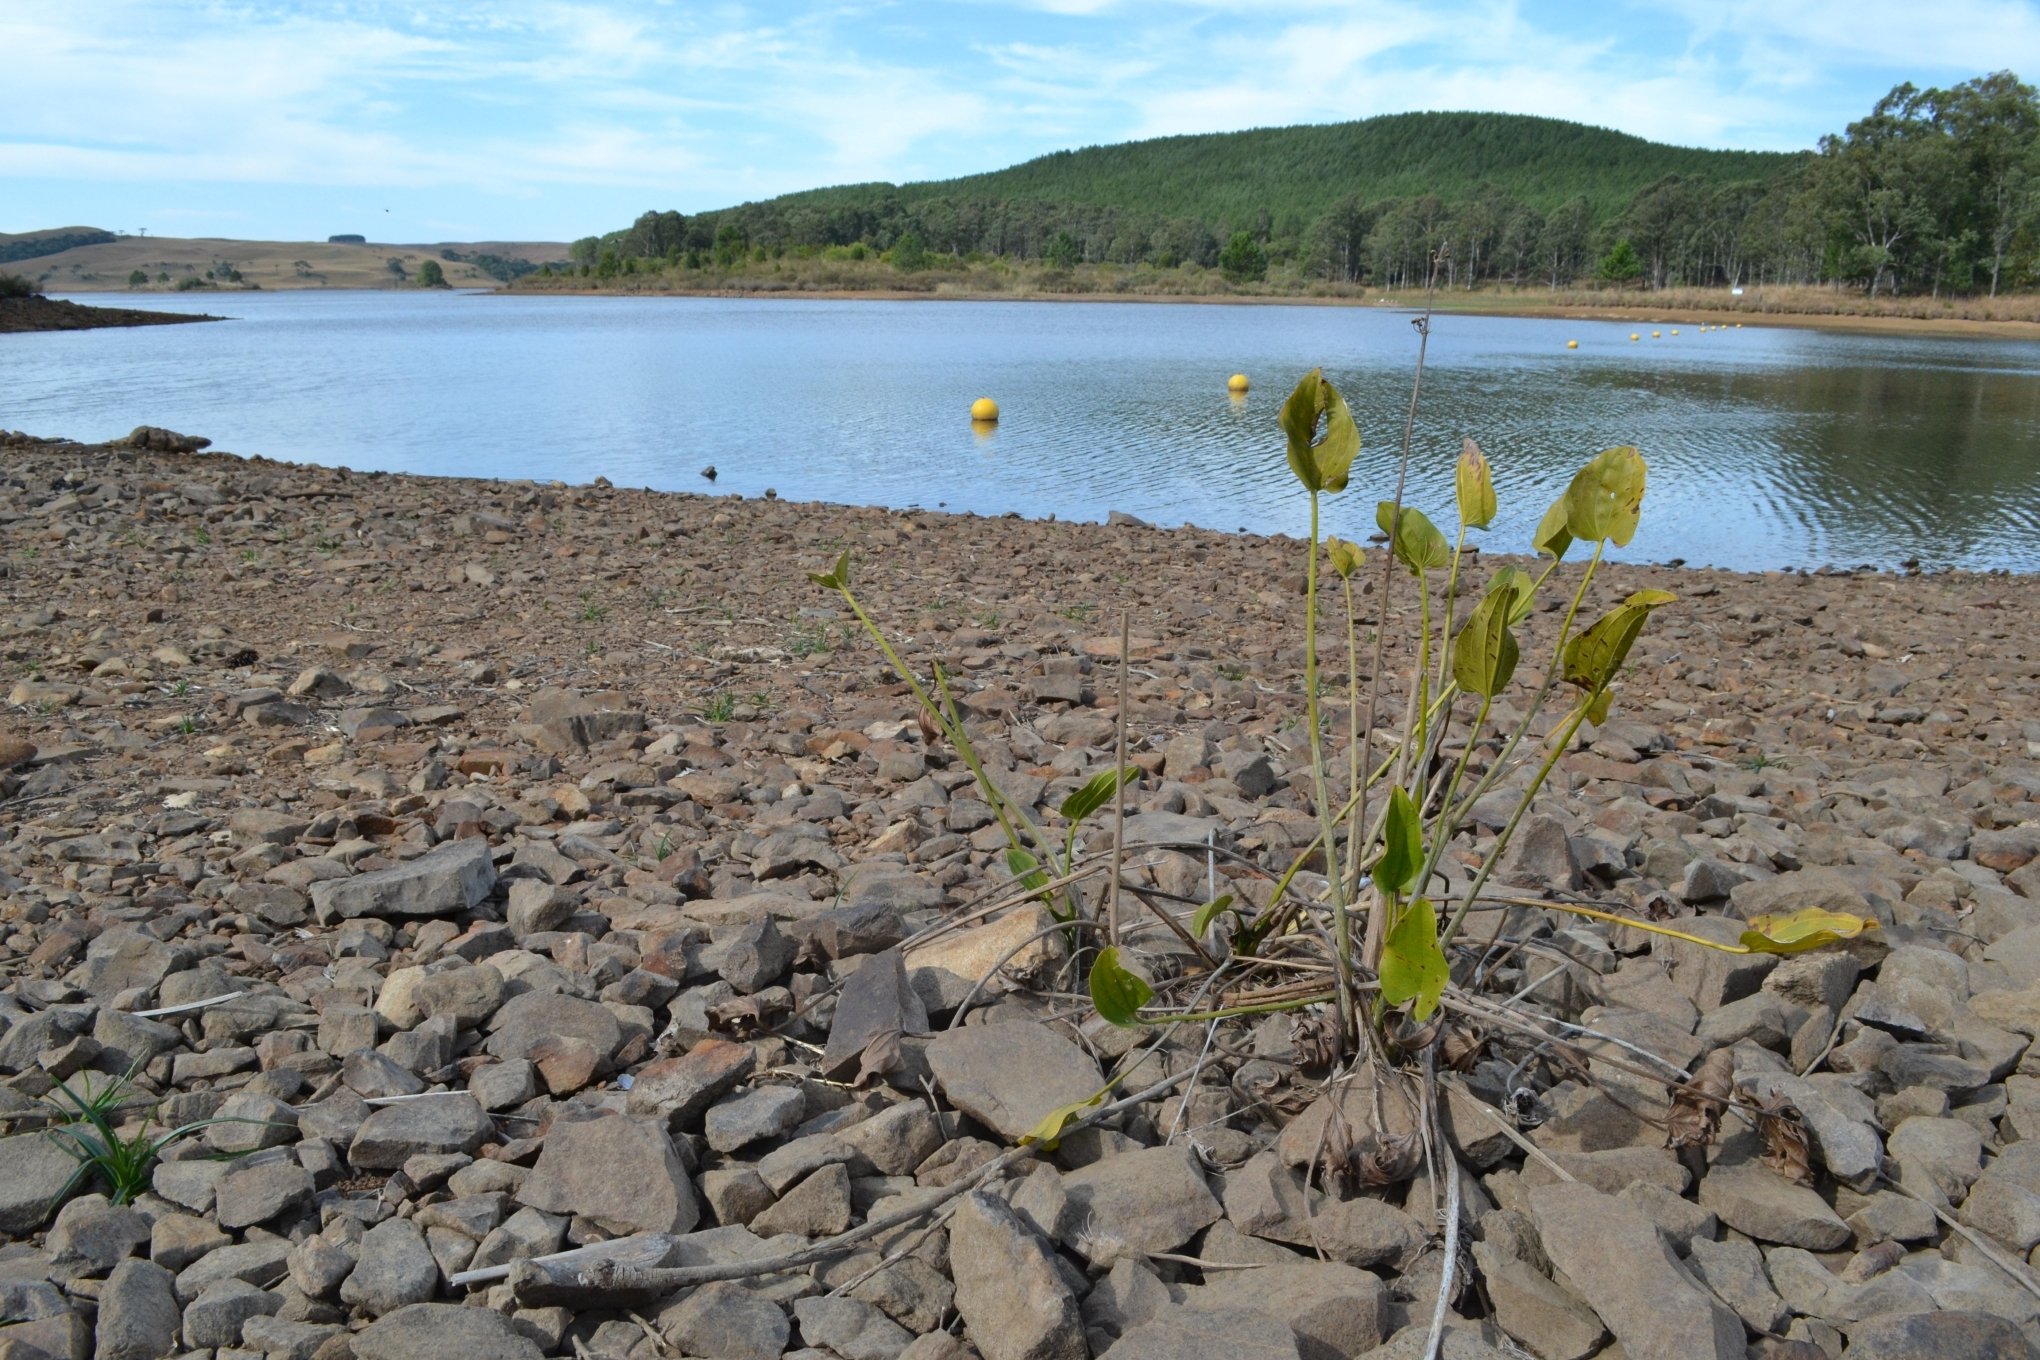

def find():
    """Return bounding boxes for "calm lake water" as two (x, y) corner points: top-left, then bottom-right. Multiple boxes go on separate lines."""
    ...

(7, 290), (2040, 571)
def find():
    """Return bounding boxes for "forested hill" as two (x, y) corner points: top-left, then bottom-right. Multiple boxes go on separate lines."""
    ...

(776, 113), (1798, 224)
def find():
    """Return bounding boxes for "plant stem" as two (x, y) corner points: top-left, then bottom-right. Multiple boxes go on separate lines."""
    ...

(1439, 699), (1592, 948)
(1303, 491), (1356, 1042)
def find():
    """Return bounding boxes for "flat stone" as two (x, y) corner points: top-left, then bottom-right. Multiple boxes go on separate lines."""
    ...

(903, 906), (1064, 999)
(925, 1021), (1100, 1142)
(792, 1295), (915, 1360)
(0, 1133), (81, 1234)
(1525, 1182), (1744, 1360)
(627, 1038), (757, 1130)
(820, 948), (929, 1080)
(1057, 1147), (1221, 1265)
(1697, 1143), (1851, 1249)
(1188, 1261), (1386, 1359)
(1103, 1307), (1305, 1360)
(353, 1303), (544, 1360)
(1473, 1242), (1605, 1360)
(45, 1193), (151, 1272)
(182, 1276), (283, 1349)
(665, 1281), (790, 1360)
(310, 835), (497, 922)
(517, 1114), (700, 1236)
(949, 1190), (1084, 1360)
(339, 1217), (440, 1316)
(213, 1157), (315, 1229)
(95, 1258), (180, 1360)
(1839, 1310), (2040, 1360)
(750, 1162), (854, 1238)
(348, 1094), (493, 1169)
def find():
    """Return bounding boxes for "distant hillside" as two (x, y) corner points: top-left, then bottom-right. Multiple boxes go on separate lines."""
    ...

(0, 227), (118, 265)
(775, 112), (1798, 225)
(9, 233), (572, 292)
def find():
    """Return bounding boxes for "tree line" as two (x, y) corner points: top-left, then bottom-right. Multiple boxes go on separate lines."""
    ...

(568, 72), (2040, 297)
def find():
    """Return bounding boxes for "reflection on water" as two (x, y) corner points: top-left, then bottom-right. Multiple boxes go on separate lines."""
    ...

(6, 291), (2039, 571)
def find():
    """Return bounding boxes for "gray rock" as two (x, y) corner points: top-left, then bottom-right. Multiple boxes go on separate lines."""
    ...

(1103, 1307), (1305, 1360)
(205, 1090), (300, 1154)
(1525, 1182), (1744, 1360)
(1059, 1147), (1221, 1266)
(706, 1085), (807, 1152)
(1887, 1114), (1983, 1202)
(926, 1022), (1101, 1141)
(821, 948), (930, 1080)
(287, 1233), (356, 1298)
(149, 1212), (230, 1272)
(181, 1276), (282, 1349)
(1500, 815), (1581, 892)
(627, 1038), (757, 1130)
(751, 1162), (854, 1238)
(1741, 1071), (1883, 1189)
(483, 991), (622, 1068)
(0, 1133), (82, 1234)
(716, 917), (796, 992)
(339, 1217), (440, 1316)
(1685, 1235), (1790, 1334)
(1697, 1144), (1851, 1249)
(1472, 1242), (1604, 1360)
(242, 1316), (347, 1360)
(517, 1114), (700, 1236)
(1188, 1261), (1386, 1359)
(413, 963), (507, 1029)
(794, 1295), (916, 1360)
(213, 1157), (315, 1230)
(839, 1101), (944, 1177)
(665, 1281), (789, 1360)
(348, 1094), (493, 1169)
(311, 836), (497, 922)
(950, 1190), (1085, 1360)
(1839, 1310), (2039, 1359)
(353, 1303), (544, 1360)
(172, 1240), (291, 1304)
(1308, 1195), (1426, 1269)
(46, 1194), (150, 1273)
(94, 1258), (179, 1360)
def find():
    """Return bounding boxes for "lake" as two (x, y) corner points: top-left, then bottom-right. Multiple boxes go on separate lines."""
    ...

(7, 290), (2040, 572)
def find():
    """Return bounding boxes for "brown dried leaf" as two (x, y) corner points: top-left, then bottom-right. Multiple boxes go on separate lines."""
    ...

(1664, 1048), (1735, 1151)
(1439, 1023), (1484, 1073)
(1291, 1011), (1339, 1074)
(916, 708), (943, 749)
(852, 1028), (904, 1088)
(1320, 1100), (1357, 1196)
(707, 992), (787, 1036)
(1756, 1093), (1815, 1187)
(1354, 1131), (1425, 1189)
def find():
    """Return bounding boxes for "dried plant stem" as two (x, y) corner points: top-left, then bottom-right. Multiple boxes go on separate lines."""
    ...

(1358, 254), (1443, 979)
(1109, 609), (1131, 950)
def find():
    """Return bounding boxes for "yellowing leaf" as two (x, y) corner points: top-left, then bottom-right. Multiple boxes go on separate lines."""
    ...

(1739, 907), (1879, 955)
(1089, 946), (1154, 1027)
(1018, 1092), (1105, 1150)
(1563, 446), (1647, 547)
(1375, 502), (1451, 574)
(1456, 437), (1497, 530)
(1279, 369), (1361, 495)
(1326, 537), (1364, 580)
(1379, 897), (1447, 1021)
(1561, 589), (1677, 696)
(1532, 494), (1573, 561)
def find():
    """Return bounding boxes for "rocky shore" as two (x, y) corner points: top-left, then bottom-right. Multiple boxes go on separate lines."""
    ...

(0, 300), (218, 335)
(2, 426), (2039, 1360)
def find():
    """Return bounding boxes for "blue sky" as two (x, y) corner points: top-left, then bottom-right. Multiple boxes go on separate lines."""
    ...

(7, 0), (2040, 244)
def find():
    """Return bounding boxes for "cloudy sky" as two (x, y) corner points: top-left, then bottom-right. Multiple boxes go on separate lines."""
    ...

(7, 0), (2039, 244)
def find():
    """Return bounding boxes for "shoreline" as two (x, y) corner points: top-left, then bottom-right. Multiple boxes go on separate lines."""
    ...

(0, 295), (222, 334)
(3, 427), (2039, 1354)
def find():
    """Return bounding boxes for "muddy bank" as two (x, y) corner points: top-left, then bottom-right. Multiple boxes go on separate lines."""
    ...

(0, 297), (220, 334)
(2, 428), (2039, 1359)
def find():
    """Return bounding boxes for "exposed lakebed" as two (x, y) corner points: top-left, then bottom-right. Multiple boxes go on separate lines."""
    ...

(7, 290), (2040, 571)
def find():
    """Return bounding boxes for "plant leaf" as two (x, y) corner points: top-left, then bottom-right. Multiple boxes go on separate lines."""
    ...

(1375, 786), (1423, 898)
(1326, 537), (1364, 581)
(1739, 907), (1878, 955)
(1532, 494), (1573, 560)
(1455, 437), (1497, 530)
(1018, 1091), (1105, 1151)
(1006, 846), (1050, 895)
(1491, 565), (1537, 624)
(1451, 581), (1520, 698)
(1379, 897), (1447, 1021)
(1089, 947), (1154, 1027)
(1191, 893), (1236, 938)
(1279, 369), (1360, 495)
(1563, 446), (1648, 547)
(1374, 502), (1451, 574)
(1561, 588), (1677, 695)
(1059, 767), (1127, 826)
(805, 549), (851, 590)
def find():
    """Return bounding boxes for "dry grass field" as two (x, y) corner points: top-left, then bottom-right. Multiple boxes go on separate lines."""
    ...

(3, 227), (570, 292)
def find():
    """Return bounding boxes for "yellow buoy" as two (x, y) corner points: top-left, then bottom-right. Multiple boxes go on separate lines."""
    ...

(1566, 340), (1578, 349)
(970, 397), (999, 423)
(1227, 373), (1250, 393)
(1671, 328), (1680, 336)
(1630, 333), (1640, 342)
(1651, 330), (1661, 338)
